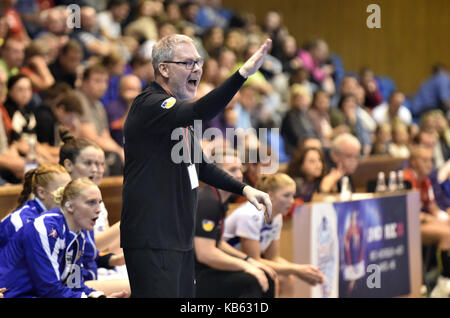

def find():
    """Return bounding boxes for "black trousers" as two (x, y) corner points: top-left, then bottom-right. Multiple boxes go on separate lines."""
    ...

(123, 247), (195, 298)
(195, 266), (275, 298)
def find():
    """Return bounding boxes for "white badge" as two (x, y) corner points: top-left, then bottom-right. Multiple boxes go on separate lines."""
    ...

(188, 164), (199, 189)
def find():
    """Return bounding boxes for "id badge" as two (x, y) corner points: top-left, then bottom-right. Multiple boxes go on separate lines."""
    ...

(187, 164), (199, 189)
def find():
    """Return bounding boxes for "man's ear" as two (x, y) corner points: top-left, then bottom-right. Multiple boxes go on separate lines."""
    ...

(63, 158), (74, 173)
(158, 63), (169, 79)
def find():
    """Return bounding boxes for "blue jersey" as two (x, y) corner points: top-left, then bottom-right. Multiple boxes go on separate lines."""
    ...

(0, 198), (45, 249)
(0, 208), (101, 298)
(0, 198), (99, 282)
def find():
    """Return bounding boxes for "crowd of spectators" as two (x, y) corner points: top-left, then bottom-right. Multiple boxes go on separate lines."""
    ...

(0, 0), (448, 298)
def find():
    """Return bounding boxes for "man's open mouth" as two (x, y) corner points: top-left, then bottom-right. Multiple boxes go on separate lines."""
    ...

(187, 79), (199, 88)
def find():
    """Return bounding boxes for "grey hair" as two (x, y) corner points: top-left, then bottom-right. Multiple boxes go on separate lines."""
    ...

(331, 133), (361, 154)
(152, 34), (195, 76)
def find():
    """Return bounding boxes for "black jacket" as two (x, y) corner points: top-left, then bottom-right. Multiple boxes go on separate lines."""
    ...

(121, 71), (247, 250)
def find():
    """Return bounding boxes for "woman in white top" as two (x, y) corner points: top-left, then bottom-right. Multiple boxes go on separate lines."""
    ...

(223, 173), (324, 297)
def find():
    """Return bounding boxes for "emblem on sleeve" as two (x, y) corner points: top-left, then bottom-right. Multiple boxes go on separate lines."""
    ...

(202, 220), (215, 232)
(161, 97), (176, 109)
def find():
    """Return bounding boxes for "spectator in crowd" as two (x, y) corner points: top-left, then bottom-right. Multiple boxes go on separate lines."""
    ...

(0, 0), (31, 44)
(0, 164), (71, 249)
(372, 91), (413, 126)
(0, 68), (27, 184)
(279, 35), (302, 75)
(407, 63), (450, 118)
(330, 94), (372, 156)
(420, 110), (450, 168)
(130, 53), (155, 89)
(35, 92), (83, 146)
(234, 84), (259, 130)
(98, 0), (130, 41)
(339, 76), (377, 136)
(297, 38), (335, 96)
(35, 6), (71, 47)
(201, 58), (221, 87)
(371, 123), (392, 155)
(287, 146), (326, 203)
(203, 27), (225, 59)
(179, 1), (204, 36)
(4, 75), (38, 144)
(261, 11), (289, 61)
(75, 64), (124, 164)
(71, 6), (111, 60)
(99, 50), (130, 107)
(49, 40), (84, 88)
(388, 122), (410, 158)
(320, 133), (361, 193)
(281, 84), (318, 156)
(0, 177), (128, 298)
(402, 145), (450, 297)
(359, 67), (384, 110)
(218, 48), (237, 81)
(124, 0), (161, 42)
(106, 74), (142, 146)
(0, 37), (25, 79)
(20, 40), (55, 92)
(417, 128), (444, 170)
(223, 173), (324, 297)
(307, 90), (340, 148)
(194, 148), (277, 298)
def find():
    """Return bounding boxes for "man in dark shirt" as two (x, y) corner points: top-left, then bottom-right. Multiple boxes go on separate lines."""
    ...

(195, 148), (277, 298)
(49, 40), (83, 88)
(121, 34), (273, 298)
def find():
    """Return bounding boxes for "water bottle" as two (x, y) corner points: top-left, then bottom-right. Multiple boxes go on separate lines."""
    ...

(375, 172), (386, 193)
(24, 136), (39, 173)
(397, 170), (405, 190)
(340, 176), (352, 200)
(388, 171), (397, 192)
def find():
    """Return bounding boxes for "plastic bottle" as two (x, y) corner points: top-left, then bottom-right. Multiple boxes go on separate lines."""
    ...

(397, 170), (405, 190)
(388, 171), (397, 192)
(340, 176), (352, 200)
(375, 171), (386, 193)
(24, 136), (39, 173)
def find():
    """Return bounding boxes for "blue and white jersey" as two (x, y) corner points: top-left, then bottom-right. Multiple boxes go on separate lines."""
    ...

(0, 198), (46, 249)
(0, 208), (101, 298)
(223, 202), (283, 254)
